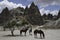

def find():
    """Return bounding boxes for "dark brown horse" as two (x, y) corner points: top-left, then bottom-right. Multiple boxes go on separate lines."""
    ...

(34, 29), (45, 39)
(20, 26), (29, 36)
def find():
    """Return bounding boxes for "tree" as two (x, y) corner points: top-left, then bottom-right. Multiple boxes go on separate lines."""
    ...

(21, 20), (28, 26)
(4, 20), (16, 36)
(10, 20), (16, 36)
(16, 23), (20, 29)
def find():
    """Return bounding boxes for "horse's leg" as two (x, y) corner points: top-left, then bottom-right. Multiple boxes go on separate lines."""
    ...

(25, 32), (26, 36)
(43, 33), (45, 39)
(29, 31), (31, 35)
(34, 33), (35, 37)
(29, 30), (31, 35)
(34, 33), (37, 38)
(29, 29), (32, 35)
(40, 33), (42, 39)
(20, 30), (22, 36)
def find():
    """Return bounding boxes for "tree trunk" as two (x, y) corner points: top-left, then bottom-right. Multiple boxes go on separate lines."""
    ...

(3, 27), (5, 31)
(10, 28), (14, 36)
(11, 30), (14, 36)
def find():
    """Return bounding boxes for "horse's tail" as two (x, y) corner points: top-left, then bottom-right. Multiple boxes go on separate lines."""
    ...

(43, 32), (45, 38)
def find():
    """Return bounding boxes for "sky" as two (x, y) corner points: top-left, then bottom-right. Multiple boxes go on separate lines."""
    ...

(0, 0), (60, 15)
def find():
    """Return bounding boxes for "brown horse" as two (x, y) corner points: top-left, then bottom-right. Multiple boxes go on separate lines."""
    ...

(20, 26), (29, 36)
(34, 29), (45, 39)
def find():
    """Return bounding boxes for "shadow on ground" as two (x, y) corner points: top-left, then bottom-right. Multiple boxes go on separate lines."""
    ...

(2, 34), (26, 37)
(34, 36), (45, 39)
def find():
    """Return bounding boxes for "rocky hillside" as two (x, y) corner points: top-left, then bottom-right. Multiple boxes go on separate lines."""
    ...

(0, 7), (12, 25)
(43, 18), (60, 29)
(24, 2), (44, 25)
(10, 7), (24, 17)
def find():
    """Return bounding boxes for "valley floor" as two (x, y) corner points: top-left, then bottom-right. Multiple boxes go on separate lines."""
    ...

(0, 29), (60, 40)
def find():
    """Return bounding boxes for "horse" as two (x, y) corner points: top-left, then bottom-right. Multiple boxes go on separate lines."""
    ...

(34, 29), (45, 39)
(20, 26), (29, 36)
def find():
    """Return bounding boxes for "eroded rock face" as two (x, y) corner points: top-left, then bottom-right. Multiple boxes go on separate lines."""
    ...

(25, 2), (44, 25)
(0, 7), (12, 25)
(43, 18), (60, 29)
